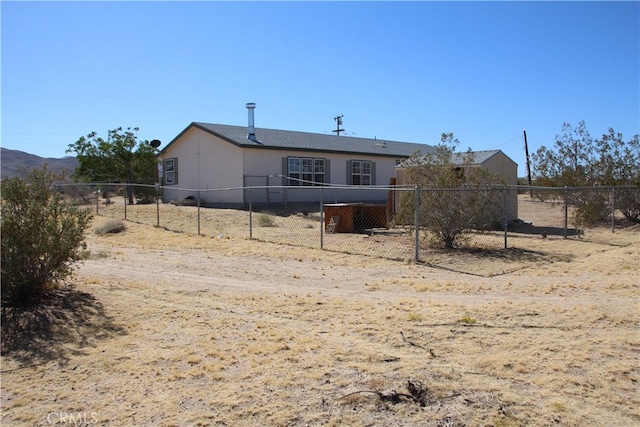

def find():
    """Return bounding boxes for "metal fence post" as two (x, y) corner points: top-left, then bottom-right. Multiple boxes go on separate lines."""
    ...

(249, 187), (253, 239)
(320, 187), (324, 249)
(197, 191), (201, 236)
(611, 186), (615, 233)
(563, 186), (569, 239)
(414, 186), (420, 262)
(503, 188), (508, 249)
(124, 184), (127, 220)
(155, 183), (160, 227)
(96, 189), (99, 215)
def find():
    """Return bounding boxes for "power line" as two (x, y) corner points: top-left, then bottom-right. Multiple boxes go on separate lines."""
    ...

(488, 134), (523, 150)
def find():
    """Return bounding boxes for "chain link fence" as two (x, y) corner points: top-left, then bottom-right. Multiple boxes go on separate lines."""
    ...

(60, 183), (639, 262)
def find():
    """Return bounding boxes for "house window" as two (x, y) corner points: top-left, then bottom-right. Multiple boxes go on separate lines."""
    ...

(351, 160), (372, 185)
(314, 159), (325, 184)
(302, 158), (313, 186)
(287, 157), (325, 186)
(164, 158), (177, 185)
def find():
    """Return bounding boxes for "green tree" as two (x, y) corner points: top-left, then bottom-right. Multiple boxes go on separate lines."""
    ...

(1, 165), (92, 306)
(597, 129), (640, 223)
(531, 121), (640, 224)
(532, 121), (596, 187)
(397, 133), (505, 249)
(67, 127), (158, 204)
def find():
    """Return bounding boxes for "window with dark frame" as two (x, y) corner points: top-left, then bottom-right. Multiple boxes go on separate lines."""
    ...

(302, 158), (313, 186)
(164, 158), (177, 185)
(288, 157), (300, 184)
(287, 156), (325, 185)
(314, 159), (325, 184)
(351, 160), (372, 186)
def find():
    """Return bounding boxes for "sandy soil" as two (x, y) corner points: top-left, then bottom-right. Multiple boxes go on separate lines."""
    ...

(1, 210), (639, 426)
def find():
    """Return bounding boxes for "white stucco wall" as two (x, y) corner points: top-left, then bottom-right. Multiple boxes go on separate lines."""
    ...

(160, 128), (244, 204)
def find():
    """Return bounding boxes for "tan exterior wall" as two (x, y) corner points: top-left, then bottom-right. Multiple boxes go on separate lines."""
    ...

(481, 153), (517, 186)
(160, 128), (244, 204)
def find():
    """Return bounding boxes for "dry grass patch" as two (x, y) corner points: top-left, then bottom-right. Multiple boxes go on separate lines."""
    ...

(94, 218), (126, 235)
(1, 206), (638, 426)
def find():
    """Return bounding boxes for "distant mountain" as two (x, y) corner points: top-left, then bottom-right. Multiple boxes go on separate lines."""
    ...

(0, 148), (79, 179)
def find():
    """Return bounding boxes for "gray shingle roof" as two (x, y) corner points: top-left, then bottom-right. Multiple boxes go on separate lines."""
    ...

(452, 150), (504, 165)
(163, 122), (434, 158)
(398, 149), (513, 168)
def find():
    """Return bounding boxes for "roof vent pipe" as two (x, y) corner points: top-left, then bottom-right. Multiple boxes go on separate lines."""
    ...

(246, 102), (257, 141)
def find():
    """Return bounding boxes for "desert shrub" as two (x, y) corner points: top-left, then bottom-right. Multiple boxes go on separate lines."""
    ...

(134, 185), (158, 205)
(396, 133), (505, 249)
(571, 188), (611, 228)
(420, 186), (503, 248)
(95, 219), (126, 235)
(458, 315), (477, 324)
(616, 186), (640, 224)
(532, 122), (640, 224)
(1, 165), (92, 306)
(257, 211), (276, 227)
(407, 312), (422, 322)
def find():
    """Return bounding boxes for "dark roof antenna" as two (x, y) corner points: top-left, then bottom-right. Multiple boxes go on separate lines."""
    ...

(332, 114), (344, 136)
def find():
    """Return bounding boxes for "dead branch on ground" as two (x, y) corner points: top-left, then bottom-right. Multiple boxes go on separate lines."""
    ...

(400, 331), (437, 357)
(338, 379), (458, 408)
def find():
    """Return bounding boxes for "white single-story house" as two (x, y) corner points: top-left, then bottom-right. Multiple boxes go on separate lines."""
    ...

(158, 103), (517, 213)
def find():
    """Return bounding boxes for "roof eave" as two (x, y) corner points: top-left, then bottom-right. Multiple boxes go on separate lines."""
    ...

(158, 122), (260, 157)
(241, 144), (414, 158)
(159, 123), (417, 159)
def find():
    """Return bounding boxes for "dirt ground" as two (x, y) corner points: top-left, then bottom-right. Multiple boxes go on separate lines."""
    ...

(1, 208), (639, 426)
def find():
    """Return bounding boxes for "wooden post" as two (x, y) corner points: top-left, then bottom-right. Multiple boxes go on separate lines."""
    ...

(524, 130), (532, 187)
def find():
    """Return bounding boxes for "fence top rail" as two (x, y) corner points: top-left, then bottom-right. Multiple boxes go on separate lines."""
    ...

(518, 185), (640, 191)
(55, 182), (640, 193)
(56, 182), (157, 189)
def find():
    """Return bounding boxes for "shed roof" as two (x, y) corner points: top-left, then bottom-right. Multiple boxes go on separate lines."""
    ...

(398, 149), (516, 168)
(161, 122), (435, 158)
(452, 150), (516, 166)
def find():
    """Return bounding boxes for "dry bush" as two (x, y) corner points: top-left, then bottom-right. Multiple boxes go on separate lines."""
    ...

(94, 219), (127, 235)
(1, 166), (92, 306)
(256, 211), (277, 227)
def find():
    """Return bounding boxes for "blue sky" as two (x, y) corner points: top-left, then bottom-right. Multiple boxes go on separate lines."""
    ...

(2, 1), (639, 177)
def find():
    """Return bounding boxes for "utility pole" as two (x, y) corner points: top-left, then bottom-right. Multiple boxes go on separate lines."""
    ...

(333, 115), (344, 136)
(524, 130), (532, 186)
